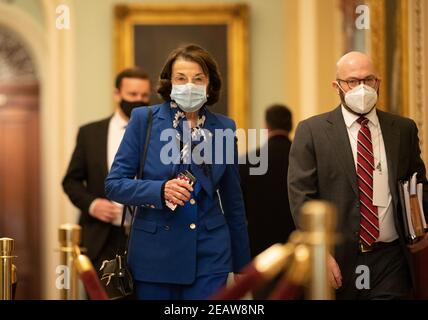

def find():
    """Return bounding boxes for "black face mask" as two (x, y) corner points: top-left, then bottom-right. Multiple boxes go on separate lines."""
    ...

(120, 99), (150, 118)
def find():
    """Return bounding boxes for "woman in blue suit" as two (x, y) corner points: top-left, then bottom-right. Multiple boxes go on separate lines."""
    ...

(105, 44), (251, 300)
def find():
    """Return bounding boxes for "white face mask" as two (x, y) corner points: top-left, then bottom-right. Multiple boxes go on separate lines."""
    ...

(170, 83), (207, 112)
(343, 84), (378, 115)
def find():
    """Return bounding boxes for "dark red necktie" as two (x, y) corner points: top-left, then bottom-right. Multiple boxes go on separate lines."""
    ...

(357, 116), (379, 246)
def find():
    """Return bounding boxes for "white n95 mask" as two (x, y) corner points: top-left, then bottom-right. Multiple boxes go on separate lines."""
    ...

(344, 84), (378, 115)
(170, 83), (208, 113)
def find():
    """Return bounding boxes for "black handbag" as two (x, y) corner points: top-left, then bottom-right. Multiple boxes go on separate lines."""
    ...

(99, 107), (153, 300)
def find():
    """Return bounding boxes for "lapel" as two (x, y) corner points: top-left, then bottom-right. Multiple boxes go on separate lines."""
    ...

(154, 102), (177, 178)
(325, 106), (359, 197)
(203, 109), (226, 187)
(377, 110), (400, 201)
(156, 102), (174, 135)
(99, 117), (110, 177)
(155, 103), (227, 193)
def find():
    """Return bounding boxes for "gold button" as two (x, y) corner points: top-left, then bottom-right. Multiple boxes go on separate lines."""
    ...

(189, 223), (196, 230)
(190, 199), (196, 205)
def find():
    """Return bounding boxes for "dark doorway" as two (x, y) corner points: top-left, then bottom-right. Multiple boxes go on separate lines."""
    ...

(0, 26), (41, 300)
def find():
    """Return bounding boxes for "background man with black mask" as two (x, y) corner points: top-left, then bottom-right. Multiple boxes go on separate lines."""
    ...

(62, 68), (151, 270)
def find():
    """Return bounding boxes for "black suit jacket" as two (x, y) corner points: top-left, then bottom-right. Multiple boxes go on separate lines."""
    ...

(288, 106), (428, 289)
(62, 117), (112, 261)
(240, 135), (295, 258)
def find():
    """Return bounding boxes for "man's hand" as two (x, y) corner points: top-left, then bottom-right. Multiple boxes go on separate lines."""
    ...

(89, 198), (122, 223)
(328, 254), (342, 289)
(408, 233), (428, 253)
(164, 178), (193, 206)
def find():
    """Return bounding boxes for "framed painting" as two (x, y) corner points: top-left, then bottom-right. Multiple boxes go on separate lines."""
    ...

(114, 4), (250, 130)
(339, 0), (411, 116)
(367, 0), (410, 116)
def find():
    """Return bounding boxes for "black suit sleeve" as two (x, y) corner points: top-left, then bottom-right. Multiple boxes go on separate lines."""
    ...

(62, 128), (97, 214)
(288, 121), (319, 227)
(409, 120), (428, 222)
(238, 162), (249, 211)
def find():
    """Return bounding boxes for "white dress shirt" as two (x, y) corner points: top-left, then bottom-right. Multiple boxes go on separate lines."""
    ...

(89, 111), (127, 225)
(341, 106), (398, 242)
(107, 111), (128, 226)
(108, 111), (128, 171)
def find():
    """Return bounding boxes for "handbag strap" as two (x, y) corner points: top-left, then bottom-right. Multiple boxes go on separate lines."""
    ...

(137, 106), (154, 180)
(118, 106), (153, 256)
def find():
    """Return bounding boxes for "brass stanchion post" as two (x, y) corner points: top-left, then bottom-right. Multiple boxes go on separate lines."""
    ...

(300, 201), (336, 300)
(58, 224), (81, 300)
(0, 238), (16, 300)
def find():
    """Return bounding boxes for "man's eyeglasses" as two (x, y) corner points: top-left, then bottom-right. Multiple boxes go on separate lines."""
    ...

(336, 76), (379, 90)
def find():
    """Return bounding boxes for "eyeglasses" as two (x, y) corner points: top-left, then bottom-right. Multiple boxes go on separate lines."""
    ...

(336, 76), (379, 90)
(172, 74), (208, 85)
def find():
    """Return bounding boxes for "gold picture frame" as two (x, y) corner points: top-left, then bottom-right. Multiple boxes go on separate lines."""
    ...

(114, 4), (250, 130)
(367, 0), (410, 116)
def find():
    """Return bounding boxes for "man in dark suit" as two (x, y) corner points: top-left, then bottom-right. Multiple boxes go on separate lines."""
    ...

(240, 104), (295, 259)
(62, 68), (151, 270)
(288, 52), (428, 299)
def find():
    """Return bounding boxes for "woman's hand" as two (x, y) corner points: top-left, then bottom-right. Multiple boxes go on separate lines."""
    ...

(164, 178), (193, 206)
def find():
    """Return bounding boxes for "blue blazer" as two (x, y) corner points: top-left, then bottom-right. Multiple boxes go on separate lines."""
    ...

(105, 102), (251, 284)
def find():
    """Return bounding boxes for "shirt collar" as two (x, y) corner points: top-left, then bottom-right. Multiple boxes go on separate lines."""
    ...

(111, 110), (128, 129)
(341, 105), (379, 128)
